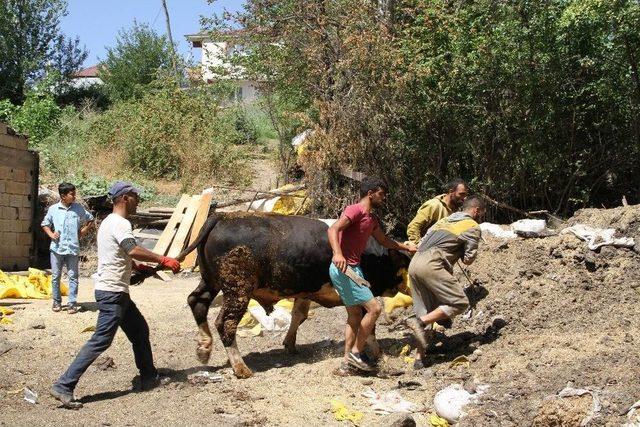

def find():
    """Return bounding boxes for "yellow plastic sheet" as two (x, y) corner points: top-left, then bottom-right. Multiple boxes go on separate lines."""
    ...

(449, 355), (470, 369)
(429, 413), (450, 427)
(0, 306), (15, 324)
(0, 268), (68, 300)
(383, 269), (413, 314)
(271, 184), (310, 215)
(330, 399), (363, 424)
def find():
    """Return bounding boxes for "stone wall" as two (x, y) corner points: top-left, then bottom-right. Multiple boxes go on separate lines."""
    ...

(0, 123), (38, 271)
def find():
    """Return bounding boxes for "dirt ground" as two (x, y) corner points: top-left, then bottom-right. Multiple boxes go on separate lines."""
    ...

(1, 205), (640, 426)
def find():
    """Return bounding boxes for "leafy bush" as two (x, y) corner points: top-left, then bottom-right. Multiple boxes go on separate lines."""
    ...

(88, 83), (250, 185)
(0, 92), (67, 145)
(37, 107), (96, 176)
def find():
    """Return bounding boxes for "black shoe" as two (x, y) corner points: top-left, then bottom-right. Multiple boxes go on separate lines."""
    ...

(50, 385), (83, 409)
(135, 373), (169, 391)
(413, 358), (425, 370)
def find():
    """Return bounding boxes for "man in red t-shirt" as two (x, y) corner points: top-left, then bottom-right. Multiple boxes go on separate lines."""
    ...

(328, 177), (417, 373)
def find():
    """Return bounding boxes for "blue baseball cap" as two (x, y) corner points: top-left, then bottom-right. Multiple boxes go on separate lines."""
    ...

(108, 181), (141, 200)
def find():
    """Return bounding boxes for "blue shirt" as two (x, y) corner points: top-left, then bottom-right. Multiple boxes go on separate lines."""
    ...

(41, 202), (94, 255)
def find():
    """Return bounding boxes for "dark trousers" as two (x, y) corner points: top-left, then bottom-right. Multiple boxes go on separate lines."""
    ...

(55, 290), (157, 392)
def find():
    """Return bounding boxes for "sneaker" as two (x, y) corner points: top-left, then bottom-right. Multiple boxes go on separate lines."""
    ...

(67, 304), (79, 314)
(347, 352), (376, 372)
(52, 302), (62, 312)
(50, 385), (83, 409)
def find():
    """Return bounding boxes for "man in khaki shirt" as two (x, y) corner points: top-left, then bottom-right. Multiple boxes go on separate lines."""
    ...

(406, 179), (468, 245)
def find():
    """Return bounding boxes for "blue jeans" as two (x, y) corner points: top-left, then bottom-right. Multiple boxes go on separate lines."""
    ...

(50, 252), (79, 305)
(54, 290), (157, 393)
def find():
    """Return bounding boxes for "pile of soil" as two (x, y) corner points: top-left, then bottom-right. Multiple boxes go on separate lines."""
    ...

(437, 204), (640, 425)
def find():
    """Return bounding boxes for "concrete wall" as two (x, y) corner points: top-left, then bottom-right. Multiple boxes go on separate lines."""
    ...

(0, 123), (38, 271)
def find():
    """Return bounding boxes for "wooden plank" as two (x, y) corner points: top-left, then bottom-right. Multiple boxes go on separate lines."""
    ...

(134, 232), (160, 240)
(155, 271), (172, 281)
(182, 191), (214, 269)
(167, 195), (202, 259)
(152, 194), (190, 256)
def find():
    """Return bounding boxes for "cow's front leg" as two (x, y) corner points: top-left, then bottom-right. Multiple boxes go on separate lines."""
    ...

(188, 279), (217, 363)
(282, 298), (311, 354)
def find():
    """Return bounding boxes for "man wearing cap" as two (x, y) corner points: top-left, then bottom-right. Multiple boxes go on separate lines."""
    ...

(50, 182), (181, 409)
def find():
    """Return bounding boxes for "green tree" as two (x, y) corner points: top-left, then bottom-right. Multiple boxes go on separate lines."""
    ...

(100, 23), (173, 101)
(0, 0), (87, 104)
(210, 0), (640, 221)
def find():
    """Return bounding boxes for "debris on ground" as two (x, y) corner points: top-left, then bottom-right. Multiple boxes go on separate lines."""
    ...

(511, 219), (553, 238)
(449, 355), (470, 369)
(237, 299), (295, 337)
(81, 325), (96, 333)
(187, 370), (224, 385)
(428, 413), (450, 427)
(0, 307), (15, 324)
(92, 356), (116, 371)
(29, 320), (45, 330)
(533, 385), (601, 426)
(433, 383), (487, 423)
(23, 387), (37, 404)
(624, 399), (640, 426)
(361, 387), (420, 415)
(330, 399), (363, 423)
(480, 222), (517, 239)
(561, 224), (635, 250)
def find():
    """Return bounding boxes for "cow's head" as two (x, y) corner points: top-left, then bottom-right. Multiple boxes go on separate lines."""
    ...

(360, 249), (412, 297)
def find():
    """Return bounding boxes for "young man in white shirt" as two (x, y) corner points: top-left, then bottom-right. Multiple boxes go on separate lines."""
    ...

(50, 182), (181, 409)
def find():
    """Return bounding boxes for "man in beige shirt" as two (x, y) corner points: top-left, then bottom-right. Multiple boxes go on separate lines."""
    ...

(406, 179), (468, 245)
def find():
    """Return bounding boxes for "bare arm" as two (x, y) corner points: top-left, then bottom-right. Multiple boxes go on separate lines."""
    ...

(42, 225), (60, 241)
(328, 216), (352, 272)
(372, 227), (417, 253)
(128, 245), (165, 263)
(79, 221), (95, 239)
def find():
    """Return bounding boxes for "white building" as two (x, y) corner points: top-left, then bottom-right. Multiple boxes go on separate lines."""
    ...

(185, 32), (259, 103)
(70, 65), (103, 88)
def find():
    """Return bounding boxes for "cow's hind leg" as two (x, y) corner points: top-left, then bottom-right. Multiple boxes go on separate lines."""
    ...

(366, 325), (382, 360)
(188, 278), (219, 364)
(215, 247), (258, 379)
(282, 298), (311, 354)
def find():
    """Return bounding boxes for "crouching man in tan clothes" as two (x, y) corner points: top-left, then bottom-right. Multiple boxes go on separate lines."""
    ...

(405, 196), (485, 368)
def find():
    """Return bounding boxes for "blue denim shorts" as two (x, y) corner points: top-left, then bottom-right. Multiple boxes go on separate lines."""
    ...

(329, 263), (374, 306)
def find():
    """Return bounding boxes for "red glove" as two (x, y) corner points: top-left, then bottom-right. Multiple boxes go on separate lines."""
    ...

(134, 263), (156, 274)
(160, 256), (181, 273)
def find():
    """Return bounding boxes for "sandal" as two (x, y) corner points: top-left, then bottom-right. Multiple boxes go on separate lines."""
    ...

(52, 302), (62, 312)
(67, 304), (80, 314)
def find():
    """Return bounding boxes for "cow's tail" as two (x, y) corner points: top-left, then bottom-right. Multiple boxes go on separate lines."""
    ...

(175, 213), (220, 262)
